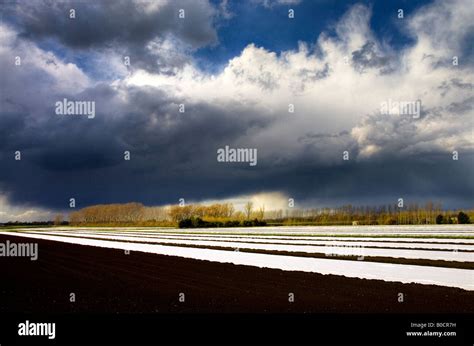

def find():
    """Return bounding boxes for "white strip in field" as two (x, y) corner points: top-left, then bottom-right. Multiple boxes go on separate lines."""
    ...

(11, 224), (474, 235)
(29, 230), (474, 244)
(24, 230), (474, 249)
(1, 228), (474, 290)
(20, 231), (474, 262)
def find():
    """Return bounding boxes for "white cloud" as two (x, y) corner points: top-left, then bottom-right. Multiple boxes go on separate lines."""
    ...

(1, 24), (90, 93)
(0, 195), (54, 223)
(126, 0), (473, 163)
(0, 23), (91, 119)
(1, 0), (472, 216)
(254, 0), (302, 8)
(407, 0), (473, 58)
(198, 192), (289, 212)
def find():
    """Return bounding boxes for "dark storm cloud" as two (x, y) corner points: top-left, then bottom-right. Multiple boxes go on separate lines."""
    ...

(0, 112), (26, 150)
(8, 0), (217, 48)
(1, 77), (472, 210)
(0, 72), (274, 209)
(2, 142), (473, 210)
(1, 0), (473, 216)
(249, 154), (474, 208)
(1, 46), (473, 211)
(3, 0), (218, 72)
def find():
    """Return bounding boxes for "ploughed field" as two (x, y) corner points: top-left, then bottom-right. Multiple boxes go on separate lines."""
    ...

(0, 225), (473, 313)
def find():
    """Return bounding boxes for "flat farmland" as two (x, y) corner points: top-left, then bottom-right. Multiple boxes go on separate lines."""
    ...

(1, 225), (473, 313)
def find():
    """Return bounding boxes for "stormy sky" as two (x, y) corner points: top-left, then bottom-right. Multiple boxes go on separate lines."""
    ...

(0, 0), (473, 221)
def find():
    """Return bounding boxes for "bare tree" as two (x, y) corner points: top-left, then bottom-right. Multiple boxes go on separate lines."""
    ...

(258, 205), (265, 220)
(227, 203), (235, 218)
(244, 201), (253, 220)
(54, 214), (63, 226)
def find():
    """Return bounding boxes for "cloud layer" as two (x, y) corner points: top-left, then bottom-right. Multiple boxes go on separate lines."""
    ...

(0, 0), (473, 219)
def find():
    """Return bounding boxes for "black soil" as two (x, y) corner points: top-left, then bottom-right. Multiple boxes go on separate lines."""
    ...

(1, 234), (473, 313)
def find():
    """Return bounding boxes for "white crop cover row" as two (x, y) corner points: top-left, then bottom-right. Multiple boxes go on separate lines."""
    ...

(28, 231), (474, 250)
(29, 229), (474, 242)
(22, 231), (474, 261)
(1, 226), (473, 290)
(12, 224), (474, 235)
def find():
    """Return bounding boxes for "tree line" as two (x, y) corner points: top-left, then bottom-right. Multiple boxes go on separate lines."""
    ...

(69, 203), (170, 225)
(63, 201), (473, 226)
(68, 202), (238, 226)
(265, 203), (472, 225)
